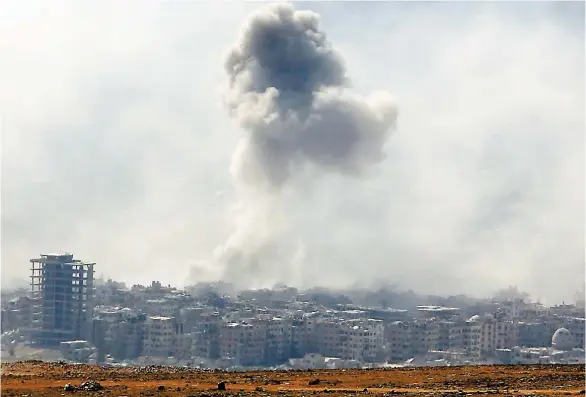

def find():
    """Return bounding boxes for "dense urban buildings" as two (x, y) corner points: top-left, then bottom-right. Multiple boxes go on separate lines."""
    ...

(1, 253), (584, 368)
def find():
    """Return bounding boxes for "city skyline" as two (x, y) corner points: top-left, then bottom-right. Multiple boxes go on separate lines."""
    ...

(2, 255), (584, 367)
(3, 258), (585, 309)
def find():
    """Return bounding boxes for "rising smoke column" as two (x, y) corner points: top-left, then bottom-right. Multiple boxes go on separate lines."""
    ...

(215, 3), (398, 287)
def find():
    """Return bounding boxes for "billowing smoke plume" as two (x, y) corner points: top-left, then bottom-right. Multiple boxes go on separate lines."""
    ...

(224, 3), (397, 188)
(213, 3), (398, 287)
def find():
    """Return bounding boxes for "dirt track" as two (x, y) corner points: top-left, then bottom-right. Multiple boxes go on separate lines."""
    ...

(1, 362), (584, 396)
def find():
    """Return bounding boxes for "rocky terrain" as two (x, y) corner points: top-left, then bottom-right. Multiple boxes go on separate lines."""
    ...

(1, 362), (584, 396)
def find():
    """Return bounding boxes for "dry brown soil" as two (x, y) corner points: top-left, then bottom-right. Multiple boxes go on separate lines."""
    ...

(1, 361), (584, 396)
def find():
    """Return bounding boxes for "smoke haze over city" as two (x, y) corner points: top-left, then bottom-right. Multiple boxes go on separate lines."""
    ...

(1, 1), (584, 305)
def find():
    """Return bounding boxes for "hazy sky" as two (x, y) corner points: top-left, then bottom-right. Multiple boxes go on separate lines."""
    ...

(1, 1), (584, 305)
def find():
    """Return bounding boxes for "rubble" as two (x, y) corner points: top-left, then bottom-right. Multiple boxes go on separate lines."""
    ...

(63, 383), (75, 392)
(78, 380), (104, 391)
(62, 380), (104, 392)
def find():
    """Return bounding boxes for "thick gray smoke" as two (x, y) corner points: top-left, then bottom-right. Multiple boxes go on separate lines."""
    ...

(223, 3), (397, 189)
(213, 3), (398, 287)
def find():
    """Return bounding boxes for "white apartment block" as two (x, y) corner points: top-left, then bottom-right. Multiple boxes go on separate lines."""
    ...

(386, 320), (439, 363)
(143, 316), (176, 357)
(343, 319), (384, 362)
(60, 340), (96, 363)
(219, 322), (266, 366)
(449, 320), (481, 360)
(314, 318), (383, 362)
(478, 315), (518, 357)
(497, 298), (524, 319)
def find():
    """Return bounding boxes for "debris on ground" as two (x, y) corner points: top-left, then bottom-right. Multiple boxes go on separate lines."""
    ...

(78, 380), (104, 391)
(63, 383), (75, 392)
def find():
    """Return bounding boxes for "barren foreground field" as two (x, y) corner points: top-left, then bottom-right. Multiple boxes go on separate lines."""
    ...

(1, 362), (584, 396)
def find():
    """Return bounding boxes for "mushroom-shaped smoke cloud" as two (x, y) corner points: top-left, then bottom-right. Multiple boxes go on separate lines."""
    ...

(213, 3), (398, 287)
(224, 3), (398, 189)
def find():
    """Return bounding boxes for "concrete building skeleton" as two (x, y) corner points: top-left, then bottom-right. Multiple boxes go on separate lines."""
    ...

(28, 253), (94, 346)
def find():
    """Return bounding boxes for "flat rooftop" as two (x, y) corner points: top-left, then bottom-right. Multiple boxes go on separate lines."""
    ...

(416, 305), (461, 313)
(30, 253), (95, 265)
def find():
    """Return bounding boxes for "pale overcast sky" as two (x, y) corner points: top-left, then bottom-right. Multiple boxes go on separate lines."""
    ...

(1, 1), (584, 304)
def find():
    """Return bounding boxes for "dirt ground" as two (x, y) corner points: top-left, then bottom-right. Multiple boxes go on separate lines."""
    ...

(1, 361), (584, 396)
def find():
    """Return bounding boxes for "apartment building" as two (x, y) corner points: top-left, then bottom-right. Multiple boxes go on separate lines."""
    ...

(385, 320), (439, 363)
(409, 321), (439, 356)
(94, 280), (132, 307)
(517, 322), (551, 347)
(192, 312), (221, 359)
(291, 318), (308, 357)
(29, 253), (94, 346)
(342, 319), (384, 362)
(436, 321), (453, 351)
(175, 332), (193, 360)
(302, 314), (320, 353)
(180, 307), (207, 333)
(91, 307), (144, 361)
(479, 315), (518, 357)
(60, 340), (96, 363)
(386, 321), (411, 362)
(497, 298), (524, 319)
(313, 318), (384, 362)
(219, 322), (266, 366)
(143, 316), (178, 357)
(2, 296), (34, 331)
(262, 317), (293, 363)
(315, 319), (342, 358)
(141, 299), (181, 319)
(519, 303), (550, 320)
(108, 315), (146, 359)
(561, 317), (585, 348)
(449, 320), (481, 360)
(416, 306), (460, 321)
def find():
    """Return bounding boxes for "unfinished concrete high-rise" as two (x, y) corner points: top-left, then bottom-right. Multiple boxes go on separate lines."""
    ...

(29, 253), (95, 346)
